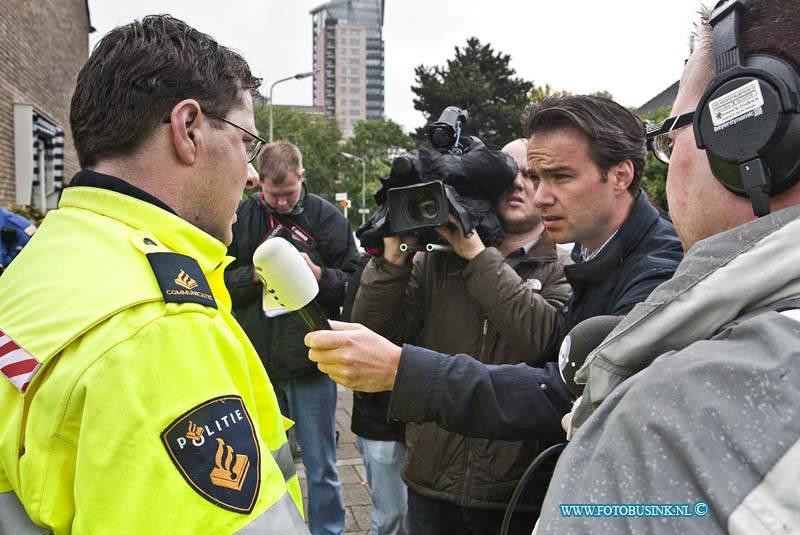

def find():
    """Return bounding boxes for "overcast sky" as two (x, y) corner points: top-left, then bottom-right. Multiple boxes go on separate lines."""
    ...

(88, 0), (713, 132)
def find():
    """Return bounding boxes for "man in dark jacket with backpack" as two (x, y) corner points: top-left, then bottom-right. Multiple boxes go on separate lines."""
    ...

(225, 141), (359, 535)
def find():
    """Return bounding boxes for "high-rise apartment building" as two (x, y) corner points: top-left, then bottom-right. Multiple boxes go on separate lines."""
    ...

(311, 0), (384, 137)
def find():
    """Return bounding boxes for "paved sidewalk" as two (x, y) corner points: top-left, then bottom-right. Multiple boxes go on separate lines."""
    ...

(296, 386), (373, 534)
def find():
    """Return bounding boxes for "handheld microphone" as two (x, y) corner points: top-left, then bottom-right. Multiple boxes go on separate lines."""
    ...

(252, 237), (331, 331)
(558, 315), (623, 397)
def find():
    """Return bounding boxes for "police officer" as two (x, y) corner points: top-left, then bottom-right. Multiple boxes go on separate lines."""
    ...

(0, 207), (36, 273)
(0, 15), (308, 534)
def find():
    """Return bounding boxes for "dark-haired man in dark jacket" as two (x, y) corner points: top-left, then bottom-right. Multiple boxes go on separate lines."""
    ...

(523, 95), (683, 331)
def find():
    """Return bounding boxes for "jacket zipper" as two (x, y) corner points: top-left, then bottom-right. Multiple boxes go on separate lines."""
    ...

(461, 317), (490, 506)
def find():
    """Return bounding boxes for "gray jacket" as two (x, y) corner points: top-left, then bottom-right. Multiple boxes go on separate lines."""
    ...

(538, 205), (800, 534)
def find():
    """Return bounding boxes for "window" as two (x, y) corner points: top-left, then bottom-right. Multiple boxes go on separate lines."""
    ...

(350, 57), (360, 66)
(350, 98), (361, 106)
(349, 86), (360, 94)
(13, 104), (64, 211)
(349, 108), (361, 116)
(350, 77), (360, 85)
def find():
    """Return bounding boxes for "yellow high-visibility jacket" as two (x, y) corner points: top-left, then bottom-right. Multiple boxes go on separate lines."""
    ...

(0, 186), (306, 534)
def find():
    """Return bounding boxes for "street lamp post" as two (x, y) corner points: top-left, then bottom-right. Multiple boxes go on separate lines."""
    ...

(341, 152), (367, 225)
(269, 71), (313, 143)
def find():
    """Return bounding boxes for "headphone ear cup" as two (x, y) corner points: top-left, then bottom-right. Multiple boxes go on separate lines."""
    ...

(695, 54), (800, 197)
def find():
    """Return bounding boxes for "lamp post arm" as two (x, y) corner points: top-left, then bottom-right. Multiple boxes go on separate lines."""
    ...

(268, 73), (312, 143)
(268, 76), (294, 143)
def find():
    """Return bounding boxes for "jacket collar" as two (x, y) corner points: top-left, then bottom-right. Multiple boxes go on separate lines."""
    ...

(67, 169), (177, 215)
(523, 230), (558, 261)
(573, 203), (800, 426)
(504, 229), (558, 271)
(565, 190), (657, 281)
(59, 184), (228, 274)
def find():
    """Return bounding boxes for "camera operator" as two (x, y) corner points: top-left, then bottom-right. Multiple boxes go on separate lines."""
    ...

(352, 139), (571, 535)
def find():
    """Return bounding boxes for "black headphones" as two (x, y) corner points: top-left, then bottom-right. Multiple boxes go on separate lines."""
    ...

(694, 0), (800, 216)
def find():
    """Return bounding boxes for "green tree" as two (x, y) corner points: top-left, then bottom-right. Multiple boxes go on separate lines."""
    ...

(639, 106), (671, 211)
(254, 105), (343, 200)
(411, 38), (533, 149)
(528, 83), (571, 103)
(340, 119), (415, 228)
(589, 90), (614, 100)
(528, 86), (613, 103)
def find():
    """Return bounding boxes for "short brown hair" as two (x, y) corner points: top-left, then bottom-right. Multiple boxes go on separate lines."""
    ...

(70, 15), (261, 169)
(691, 1), (800, 76)
(522, 95), (647, 194)
(258, 141), (303, 184)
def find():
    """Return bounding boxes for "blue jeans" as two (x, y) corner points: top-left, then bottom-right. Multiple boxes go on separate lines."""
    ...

(407, 488), (538, 535)
(275, 373), (345, 535)
(356, 436), (408, 535)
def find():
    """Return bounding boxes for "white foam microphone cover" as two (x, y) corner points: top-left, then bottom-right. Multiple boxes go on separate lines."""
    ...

(252, 237), (319, 311)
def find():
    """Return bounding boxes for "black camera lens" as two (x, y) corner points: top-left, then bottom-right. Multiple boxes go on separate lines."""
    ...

(430, 127), (453, 149)
(407, 194), (441, 224)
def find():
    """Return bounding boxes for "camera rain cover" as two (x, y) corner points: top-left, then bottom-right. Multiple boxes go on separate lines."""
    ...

(359, 136), (517, 252)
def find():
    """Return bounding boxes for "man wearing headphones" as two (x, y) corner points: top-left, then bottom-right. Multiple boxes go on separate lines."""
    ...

(537, 0), (800, 532)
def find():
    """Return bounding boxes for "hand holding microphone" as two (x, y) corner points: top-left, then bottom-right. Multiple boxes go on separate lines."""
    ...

(252, 237), (330, 331)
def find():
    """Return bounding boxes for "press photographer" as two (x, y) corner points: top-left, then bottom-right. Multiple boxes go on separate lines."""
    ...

(351, 124), (571, 534)
(357, 106), (520, 254)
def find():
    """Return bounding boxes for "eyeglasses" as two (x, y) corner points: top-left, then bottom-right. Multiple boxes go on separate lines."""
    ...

(645, 112), (694, 165)
(205, 112), (266, 163)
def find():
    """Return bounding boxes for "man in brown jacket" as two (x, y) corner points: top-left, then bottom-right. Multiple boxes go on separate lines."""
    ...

(351, 138), (571, 535)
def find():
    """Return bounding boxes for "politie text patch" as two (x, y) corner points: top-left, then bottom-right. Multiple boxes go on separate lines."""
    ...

(162, 396), (261, 513)
(147, 252), (217, 309)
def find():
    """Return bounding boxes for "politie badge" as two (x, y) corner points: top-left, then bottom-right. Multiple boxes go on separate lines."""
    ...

(161, 396), (261, 513)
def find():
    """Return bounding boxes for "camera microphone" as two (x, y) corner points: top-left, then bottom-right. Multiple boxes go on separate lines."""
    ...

(391, 155), (414, 177)
(252, 237), (331, 331)
(429, 106), (468, 150)
(558, 315), (623, 397)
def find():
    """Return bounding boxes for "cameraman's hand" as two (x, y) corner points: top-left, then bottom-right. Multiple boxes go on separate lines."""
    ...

(436, 215), (485, 260)
(383, 234), (417, 266)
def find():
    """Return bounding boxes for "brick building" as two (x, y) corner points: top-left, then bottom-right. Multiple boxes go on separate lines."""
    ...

(0, 0), (92, 210)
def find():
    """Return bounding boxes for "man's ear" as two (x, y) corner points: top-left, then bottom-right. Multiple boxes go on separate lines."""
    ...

(298, 168), (306, 182)
(610, 160), (635, 195)
(169, 99), (202, 165)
